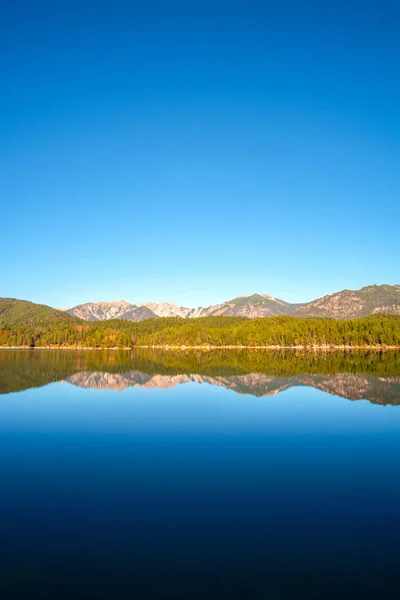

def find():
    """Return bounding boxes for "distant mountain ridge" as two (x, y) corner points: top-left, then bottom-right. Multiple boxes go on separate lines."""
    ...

(65, 284), (400, 322)
(294, 284), (400, 319)
(66, 300), (158, 322)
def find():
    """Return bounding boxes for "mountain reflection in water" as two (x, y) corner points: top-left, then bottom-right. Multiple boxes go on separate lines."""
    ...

(1, 348), (400, 404)
(2, 348), (400, 600)
(63, 371), (400, 405)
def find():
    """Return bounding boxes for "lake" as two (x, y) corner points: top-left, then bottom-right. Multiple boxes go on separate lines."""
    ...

(1, 349), (400, 599)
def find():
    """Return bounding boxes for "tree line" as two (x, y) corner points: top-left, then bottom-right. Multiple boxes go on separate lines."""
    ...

(1, 314), (400, 348)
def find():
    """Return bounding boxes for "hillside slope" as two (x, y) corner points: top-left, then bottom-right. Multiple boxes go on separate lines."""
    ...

(294, 285), (400, 319)
(0, 298), (79, 327)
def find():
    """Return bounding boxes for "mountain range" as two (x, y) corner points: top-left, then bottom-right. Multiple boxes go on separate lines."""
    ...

(65, 284), (400, 322)
(64, 371), (400, 405)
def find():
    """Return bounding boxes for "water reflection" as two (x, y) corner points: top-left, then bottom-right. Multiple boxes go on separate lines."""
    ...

(63, 370), (400, 404)
(1, 349), (399, 404)
(2, 349), (400, 598)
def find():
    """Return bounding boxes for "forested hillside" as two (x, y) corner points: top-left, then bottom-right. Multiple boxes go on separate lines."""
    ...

(0, 298), (79, 327)
(1, 299), (400, 348)
(132, 314), (400, 347)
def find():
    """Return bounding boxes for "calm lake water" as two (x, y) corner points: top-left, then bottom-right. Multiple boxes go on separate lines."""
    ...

(1, 349), (400, 599)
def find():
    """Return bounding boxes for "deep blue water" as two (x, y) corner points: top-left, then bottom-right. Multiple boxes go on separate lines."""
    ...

(1, 356), (400, 598)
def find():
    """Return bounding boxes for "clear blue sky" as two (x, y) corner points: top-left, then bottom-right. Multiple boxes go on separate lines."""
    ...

(1, 0), (399, 308)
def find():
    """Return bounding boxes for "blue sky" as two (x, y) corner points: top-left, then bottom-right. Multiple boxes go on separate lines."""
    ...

(1, 0), (399, 308)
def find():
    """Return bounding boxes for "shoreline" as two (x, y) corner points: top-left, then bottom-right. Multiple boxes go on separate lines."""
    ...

(1, 345), (399, 351)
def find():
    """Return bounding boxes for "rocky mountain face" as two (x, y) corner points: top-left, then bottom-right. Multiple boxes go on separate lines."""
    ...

(66, 300), (132, 321)
(117, 305), (159, 321)
(292, 284), (400, 319)
(206, 294), (294, 318)
(65, 284), (400, 322)
(66, 300), (158, 322)
(139, 302), (194, 318)
(140, 295), (293, 319)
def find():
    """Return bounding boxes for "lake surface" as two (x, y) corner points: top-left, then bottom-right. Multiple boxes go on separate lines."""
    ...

(1, 349), (400, 599)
